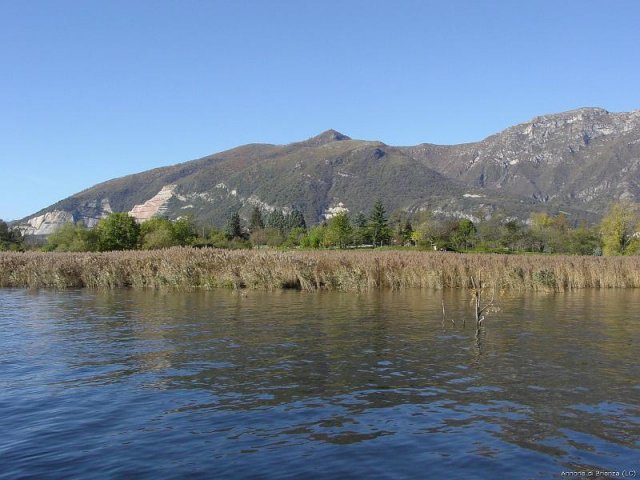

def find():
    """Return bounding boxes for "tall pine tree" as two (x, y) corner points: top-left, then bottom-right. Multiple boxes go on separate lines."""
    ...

(368, 200), (391, 247)
(266, 209), (286, 233)
(249, 206), (265, 233)
(225, 212), (244, 239)
(352, 211), (370, 246)
(286, 208), (306, 230)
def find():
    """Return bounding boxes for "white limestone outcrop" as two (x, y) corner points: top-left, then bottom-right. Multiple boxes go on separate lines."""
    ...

(20, 211), (75, 236)
(129, 185), (176, 222)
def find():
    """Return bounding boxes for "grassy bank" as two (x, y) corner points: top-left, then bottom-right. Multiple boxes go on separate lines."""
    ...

(1, 248), (640, 291)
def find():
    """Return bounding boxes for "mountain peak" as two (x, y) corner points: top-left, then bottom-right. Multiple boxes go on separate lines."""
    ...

(531, 107), (609, 123)
(296, 129), (351, 146)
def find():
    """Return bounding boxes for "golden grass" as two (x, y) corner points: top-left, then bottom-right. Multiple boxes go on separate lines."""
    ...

(1, 248), (639, 291)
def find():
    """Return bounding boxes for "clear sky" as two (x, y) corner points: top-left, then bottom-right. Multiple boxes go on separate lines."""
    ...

(1, 0), (640, 221)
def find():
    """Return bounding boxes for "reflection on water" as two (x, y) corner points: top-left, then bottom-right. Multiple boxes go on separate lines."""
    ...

(0, 288), (638, 479)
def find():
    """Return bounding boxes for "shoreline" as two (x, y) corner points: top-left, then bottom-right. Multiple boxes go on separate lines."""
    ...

(1, 248), (639, 291)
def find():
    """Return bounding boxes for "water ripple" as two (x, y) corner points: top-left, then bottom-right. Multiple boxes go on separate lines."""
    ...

(1, 288), (639, 479)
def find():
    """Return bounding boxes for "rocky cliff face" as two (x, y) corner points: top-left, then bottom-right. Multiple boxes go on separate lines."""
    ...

(17, 108), (640, 236)
(18, 198), (113, 236)
(19, 211), (75, 236)
(401, 108), (640, 210)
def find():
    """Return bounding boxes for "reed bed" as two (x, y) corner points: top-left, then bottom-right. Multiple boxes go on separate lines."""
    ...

(1, 248), (640, 292)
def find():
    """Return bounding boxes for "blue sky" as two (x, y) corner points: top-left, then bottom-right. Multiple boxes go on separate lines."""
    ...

(1, 0), (639, 220)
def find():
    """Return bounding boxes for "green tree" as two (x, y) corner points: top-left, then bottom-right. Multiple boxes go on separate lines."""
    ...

(0, 220), (23, 251)
(368, 199), (391, 247)
(140, 218), (175, 250)
(200, 227), (252, 249)
(352, 212), (370, 246)
(225, 212), (244, 239)
(600, 200), (639, 255)
(412, 217), (454, 250)
(47, 223), (80, 251)
(626, 235), (640, 255)
(475, 215), (505, 251)
(249, 207), (265, 233)
(301, 224), (327, 248)
(325, 212), (352, 248)
(566, 225), (600, 255)
(96, 213), (140, 251)
(529, 212), (570, 253)
(389, 209), (408, 246)
(403, 220), (414, 245)
(172, 217), (197, 246)
(286, 208), (306, 231)
(500, 220), (525, 251)
(450, 219), (477, 251)
(251, 227), (284, 247)
(283, 227), (307, 248)
(392, 218), (414, 246)
(529, 212), (555, 231)
(266, 209), (286, 234)
(45, 222), (99, 252)
(0, 220), (9, 242)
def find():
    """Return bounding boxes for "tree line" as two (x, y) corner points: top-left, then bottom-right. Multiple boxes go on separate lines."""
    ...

(1, 199), (639, 255)
(0, 220), (23, 251)
(243, 199), (640, 255)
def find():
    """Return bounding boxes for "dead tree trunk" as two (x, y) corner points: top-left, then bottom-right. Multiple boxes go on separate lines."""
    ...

(470, 274), (495, 328)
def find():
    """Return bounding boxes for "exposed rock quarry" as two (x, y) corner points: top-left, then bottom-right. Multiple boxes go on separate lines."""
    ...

(18, 198), (113, 236)
(129, 185), (177, 222)
(19, 211), (75, 236)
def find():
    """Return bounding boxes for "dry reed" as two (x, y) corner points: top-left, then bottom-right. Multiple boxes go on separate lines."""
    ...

(1, 248), (639, 291)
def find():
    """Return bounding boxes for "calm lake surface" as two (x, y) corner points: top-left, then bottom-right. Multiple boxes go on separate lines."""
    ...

(1, 288), (639, 479)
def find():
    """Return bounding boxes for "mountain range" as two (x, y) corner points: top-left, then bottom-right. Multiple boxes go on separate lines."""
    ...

(18, 107), (640, 236)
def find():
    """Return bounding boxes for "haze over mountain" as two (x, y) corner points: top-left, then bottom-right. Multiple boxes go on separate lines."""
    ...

(18, 107), (640, 236)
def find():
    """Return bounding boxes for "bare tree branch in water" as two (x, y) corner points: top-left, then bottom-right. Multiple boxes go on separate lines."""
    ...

(470, 273), (497, 330)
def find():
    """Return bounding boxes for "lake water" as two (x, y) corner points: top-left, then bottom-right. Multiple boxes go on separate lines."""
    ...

(1, 288), (638, 479)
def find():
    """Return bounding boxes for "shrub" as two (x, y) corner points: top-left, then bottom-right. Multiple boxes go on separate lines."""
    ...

(96, 213), (140, 251)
